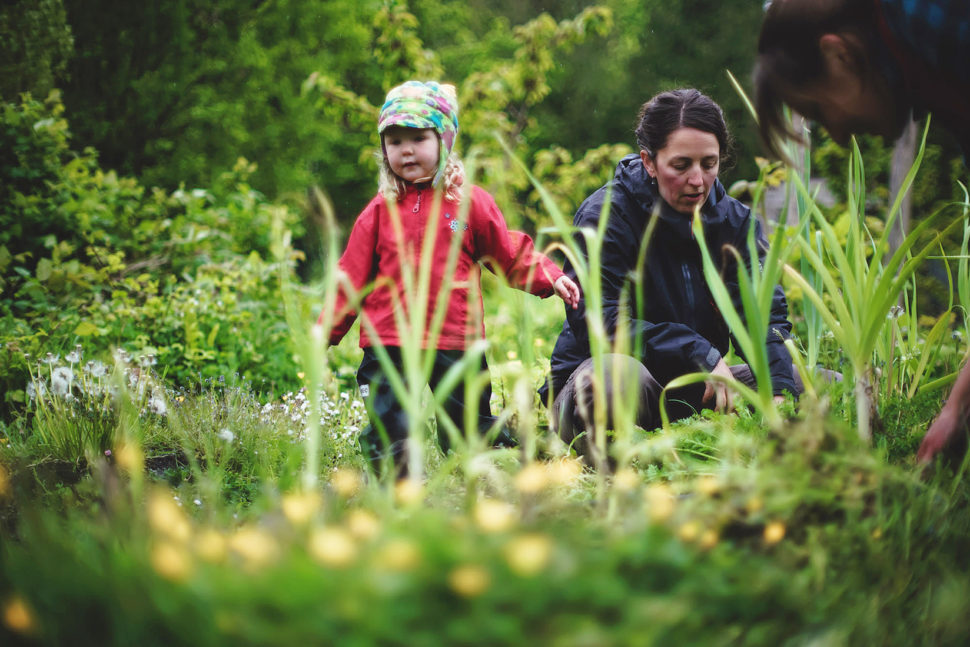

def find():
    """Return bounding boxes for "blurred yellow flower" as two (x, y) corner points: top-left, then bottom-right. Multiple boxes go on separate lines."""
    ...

(474, 499), (517, 533)
(696, 476), (720, 496)
(546, 457), (583, 486)
(195, 529), (227, 563)
(115, 441), (144, 474)
(148, 492), (191, 543)
(514, 463), (549, 494)
(151, 541), (193, 581)
(678, 520), (701, 543)
(504, 533), (553, 577)
(3, 595), (36, 635)
(871, 527), (883, 540)
(394, 479), (424, 506)
(346, 509), (382, 541)
(310, 526), (358, 568)
(229, 527), (280, 569)
(375, 538), (421, 572)
(448, 564), (491, 597)
(764, 521), (786, 545)
(282, 491), (322, 525)
(644, 484), (675, 522)
(331, 468), (362, 498)
(297, 371), (305, 380)
(699, 529), (719, 550)
(745, 495), (764, 514)
(613, 468), (639, 492)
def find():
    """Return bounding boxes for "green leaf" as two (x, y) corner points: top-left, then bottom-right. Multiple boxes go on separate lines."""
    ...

(73, 321), (100, 336)
(36, 257), (53, 281)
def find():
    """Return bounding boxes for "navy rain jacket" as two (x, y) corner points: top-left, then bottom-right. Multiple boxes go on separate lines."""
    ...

(541, 154), (797, 401)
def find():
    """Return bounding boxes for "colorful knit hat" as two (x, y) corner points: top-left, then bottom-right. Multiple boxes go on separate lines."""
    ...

(378, 80), (459, 186)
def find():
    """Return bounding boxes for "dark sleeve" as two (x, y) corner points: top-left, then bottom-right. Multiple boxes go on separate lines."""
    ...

(565, 193), (723, 375)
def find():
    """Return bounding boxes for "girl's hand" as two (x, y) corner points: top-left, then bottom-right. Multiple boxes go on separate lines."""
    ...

(554, 275), (581, 309)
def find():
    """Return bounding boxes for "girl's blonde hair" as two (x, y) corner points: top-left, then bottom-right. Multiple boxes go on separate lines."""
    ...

(377, 149), (465, 204)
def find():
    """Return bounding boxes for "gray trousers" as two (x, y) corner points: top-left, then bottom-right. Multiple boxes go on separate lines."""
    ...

(550, 354), (813, 457)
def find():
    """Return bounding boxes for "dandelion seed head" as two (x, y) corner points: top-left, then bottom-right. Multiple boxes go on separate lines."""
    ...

(217, 428), (235, 443)
(51, 367), (74, 396)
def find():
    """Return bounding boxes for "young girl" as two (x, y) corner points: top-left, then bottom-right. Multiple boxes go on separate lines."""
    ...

(323, 80), (579, 475)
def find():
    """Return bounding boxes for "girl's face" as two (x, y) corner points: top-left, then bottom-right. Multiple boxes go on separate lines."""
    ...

(383, 126), (440, 184)
(641, 127), (720, 215)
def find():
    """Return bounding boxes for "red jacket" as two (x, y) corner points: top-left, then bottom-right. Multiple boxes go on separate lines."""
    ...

(324, 183), (564, 350)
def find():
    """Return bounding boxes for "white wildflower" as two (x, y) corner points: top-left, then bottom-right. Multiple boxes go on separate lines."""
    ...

(26, 380), (48, 400)
(147, 395), (168, 416)
(217, 428), (235, 443)
(65, 345), (82, 364)
(51, 366), (74, 396)
(85, 360), (108, 378)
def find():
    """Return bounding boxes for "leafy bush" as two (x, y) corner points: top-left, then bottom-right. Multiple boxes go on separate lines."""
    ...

(0, 93), (306, 418)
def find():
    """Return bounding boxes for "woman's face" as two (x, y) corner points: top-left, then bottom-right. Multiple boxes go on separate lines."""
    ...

(641, 127), (720, 215)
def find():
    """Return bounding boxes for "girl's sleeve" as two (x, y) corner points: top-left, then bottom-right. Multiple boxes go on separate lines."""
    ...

(469, 187), (563, 297)
(320, 202), (379, 345)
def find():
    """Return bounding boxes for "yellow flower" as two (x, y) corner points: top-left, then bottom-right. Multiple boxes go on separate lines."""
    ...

(151, 541), (193, 581)
(763, 520), (786, 545)
(504, 533), (553, 577)
(115, 441), (144, 474)
(331, 468), (362, 498)
(745, 496), (764, 514)
(871, 527), (883, 540)
(297, 371), (305, 380)
(147, 492), (191, 543)
(394, 479), (424, 506)
(696, 475), (720, 496)
(546, 457), (583, 486)
(644, 484), (675, 522)
(309, 526), (358, 568)
(281, 491), (322, 525)
(613, 468), (639, 492)
(375, 538), (420, 572)
(699, 529), (719, 550)
(677, 520), (701, 543)
(229, 526), (279, 569)
(474, 499), (517, 533)
(3, 595), (36, 635)
(514, 463), (549, 494)
(506, 350), (518, 360)
(195, 529), (227, 563)
(448, 564), (491, 598)
(346, 509), (382, 541)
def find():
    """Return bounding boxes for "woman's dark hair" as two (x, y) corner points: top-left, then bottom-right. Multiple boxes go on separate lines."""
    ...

(754, 0), (877, 160)
(635, 89), (732, 165)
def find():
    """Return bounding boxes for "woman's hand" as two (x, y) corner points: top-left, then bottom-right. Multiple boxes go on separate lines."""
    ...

(554, 275), (581, 309)
(702, 358), (735, 412)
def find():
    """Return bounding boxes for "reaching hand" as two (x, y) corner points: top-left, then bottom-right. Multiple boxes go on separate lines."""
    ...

(918, 404), (966, 465)
(702, 358), (735, 413)
(554, 275), (581, 310)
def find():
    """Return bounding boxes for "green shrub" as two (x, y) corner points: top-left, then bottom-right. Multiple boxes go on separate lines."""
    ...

(0, 93), (306, 419)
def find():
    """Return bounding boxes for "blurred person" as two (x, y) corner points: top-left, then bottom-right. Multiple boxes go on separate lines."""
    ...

(322, 80), (580, 477)
(755, 0), (970, 465)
